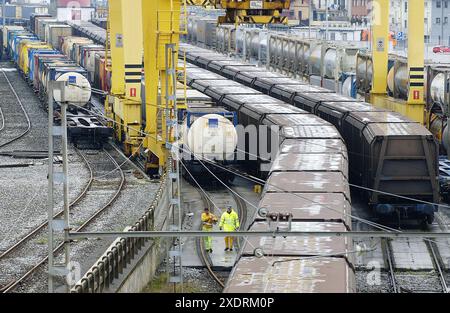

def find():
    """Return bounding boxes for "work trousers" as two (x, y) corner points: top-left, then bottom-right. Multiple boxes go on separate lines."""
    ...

(224, 236), (233, 249)
(203, 228), (212, 250)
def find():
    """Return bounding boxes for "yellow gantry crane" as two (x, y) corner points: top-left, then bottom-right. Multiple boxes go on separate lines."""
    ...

(106, 0), (144, 156)
(107, 0), (291, 173)
(142, 0), (291, 173)
(370, 0), (425, 123)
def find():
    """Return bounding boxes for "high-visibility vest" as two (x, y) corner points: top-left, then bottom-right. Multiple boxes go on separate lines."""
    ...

(219, 210), (240, 232)
(201, 212), (217, 230)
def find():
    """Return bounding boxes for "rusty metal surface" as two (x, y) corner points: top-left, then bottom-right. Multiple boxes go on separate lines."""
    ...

(321, 101), (384, 112)
(265, 172), (350, 199)
(224, 256), (355, 293)
(364, 122), (433, 138)
(242, 221), (351, 257)
(347, 111), (416, 124)
(224, 94), (284, 105)
(257, 192), (351, 226)
(270, 153), (348, 178)
(281, 125), (342, 140)
(256, 77), (306, 86)
(264, 113), (329, 126)
(271, 84), (331, 95)
(244, 103), (307, 115)
(279, 139), (347, 156)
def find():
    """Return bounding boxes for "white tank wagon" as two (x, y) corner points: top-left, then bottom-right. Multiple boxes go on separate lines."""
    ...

(51, 71), (92, 106)
(426, 66), (450, 152)
(179, 104), (239, 183)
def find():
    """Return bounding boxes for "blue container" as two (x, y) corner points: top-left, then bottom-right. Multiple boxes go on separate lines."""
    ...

(28, 49), (59, 81)
(48, 66), (88, 82)
(5, 6), (16, 19)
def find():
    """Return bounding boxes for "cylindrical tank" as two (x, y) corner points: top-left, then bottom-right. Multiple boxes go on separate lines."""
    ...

(430, 73), (448, 106)
(356, 57), (373, 89)
(188, 19), (198, 43)
(342, 76), (355, 97)
(245, 29), (267, 60)
(235, 29), (245, 55)
(323, 48), (337, 78)
(309, 45), (322, 75)
(183, 114), (238, 161)
(387, 65), (408, 98)
(430, 115), (448, 151)
(52, 72), (92, 106)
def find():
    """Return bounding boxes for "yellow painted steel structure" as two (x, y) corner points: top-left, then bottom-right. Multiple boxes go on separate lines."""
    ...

(186, 0), (290, 24)
(106, 0), (143, 156)
(105, 0), (291, 172)
(218, 0), (290, 24)
(140, 0), (291, 172)
(141, 0), (185, 173)
(407, 1), (425, 107)
(370, 0), (426, 123)
(370, 0), (389, 95)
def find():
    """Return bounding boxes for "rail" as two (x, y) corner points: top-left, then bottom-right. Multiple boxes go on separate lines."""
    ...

(70, 174), (166, 293)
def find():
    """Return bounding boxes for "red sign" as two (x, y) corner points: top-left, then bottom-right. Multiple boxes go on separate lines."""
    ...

(57, 0), (92, 8)
(130, 88), (137, 97)
(413, 90), (420, 100)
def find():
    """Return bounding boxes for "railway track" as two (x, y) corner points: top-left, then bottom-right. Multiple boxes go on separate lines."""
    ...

(0, 69), (31, 149)
(383, 237), (448, 293)
(0, 147), (125, 293)
(195, 185), (248, 289)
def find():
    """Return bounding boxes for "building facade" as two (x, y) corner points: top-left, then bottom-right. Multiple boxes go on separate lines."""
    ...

(430, 0), (450, 45)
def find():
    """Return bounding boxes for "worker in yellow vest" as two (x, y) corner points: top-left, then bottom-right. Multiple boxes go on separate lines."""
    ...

(219, 206), (240, 251)
(201, 207), (217, 253)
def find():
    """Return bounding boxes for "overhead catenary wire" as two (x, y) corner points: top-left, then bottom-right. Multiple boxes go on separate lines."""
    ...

(68, 100), (450, 249)
(69, 102), (446, 233)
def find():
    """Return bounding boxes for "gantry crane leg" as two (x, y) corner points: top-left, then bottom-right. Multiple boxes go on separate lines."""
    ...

(106, 0), (143, 156)
(370, 0), (389, 95)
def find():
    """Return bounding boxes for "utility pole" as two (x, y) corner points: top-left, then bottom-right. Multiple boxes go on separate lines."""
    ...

(325, 0), (329, 41)
(309, 0), (312, 39)
(441, 0), (444, 45)
(2, 0), (5, 27)
(47, 81), (70, 293)
(165, 44), (183, 293)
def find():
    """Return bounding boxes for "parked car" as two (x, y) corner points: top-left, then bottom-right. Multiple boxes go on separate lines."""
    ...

(433, 46), (450, 53)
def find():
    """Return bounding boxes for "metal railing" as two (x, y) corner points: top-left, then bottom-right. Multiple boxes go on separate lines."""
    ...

(70, 175), (166, 293)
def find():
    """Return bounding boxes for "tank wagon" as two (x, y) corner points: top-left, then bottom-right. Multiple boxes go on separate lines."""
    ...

(180, 54), (355, 293)
(187, 20), (450, 153)
(179, 43), (440, 226)
(0, 24), (112, 145)
(179, 101), (239, 184)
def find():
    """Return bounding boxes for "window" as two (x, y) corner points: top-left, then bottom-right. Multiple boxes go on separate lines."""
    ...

(404, 1), (407, 12)
(437, 1), (441, 8)
(404, 20), (407, 28)
(445, 1), (449, 8)
(342, 33), (347, 41)
(436, 17), (441, 24)
(424, 17), (428, 24)
(445, 17), (449, 24)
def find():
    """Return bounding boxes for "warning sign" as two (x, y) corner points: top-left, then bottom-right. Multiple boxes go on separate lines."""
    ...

(250, 0), (263, 9)
(130, 88), (136, 97)
(376, 38), (385, 52)
(413, 90), (420, 100)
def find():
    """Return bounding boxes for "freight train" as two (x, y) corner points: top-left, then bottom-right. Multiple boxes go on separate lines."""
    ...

(179, 46), (355, 292)
(0, 15), (112, 145)
(186, 19), (450, 152)
(179, 42), (440, 227)
(2, 15), (239, 181)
